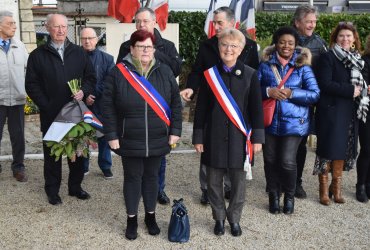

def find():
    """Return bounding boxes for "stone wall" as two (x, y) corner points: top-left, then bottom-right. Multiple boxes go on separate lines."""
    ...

(19, 0), (37, 52)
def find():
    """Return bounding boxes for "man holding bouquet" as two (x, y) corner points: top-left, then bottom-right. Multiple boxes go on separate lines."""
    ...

(25, 14), (96, 205)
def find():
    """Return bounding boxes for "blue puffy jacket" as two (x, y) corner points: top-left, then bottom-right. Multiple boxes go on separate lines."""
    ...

(258, 46), (320, 136)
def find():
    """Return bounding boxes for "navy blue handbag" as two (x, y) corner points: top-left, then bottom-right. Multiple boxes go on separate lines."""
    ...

(168, 198), (190, 243)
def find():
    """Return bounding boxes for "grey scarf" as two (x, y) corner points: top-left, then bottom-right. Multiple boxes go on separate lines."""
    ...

(332, 44), (369, 122)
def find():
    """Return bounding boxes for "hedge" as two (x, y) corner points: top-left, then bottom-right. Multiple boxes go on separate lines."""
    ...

(169, 11), (370, 70)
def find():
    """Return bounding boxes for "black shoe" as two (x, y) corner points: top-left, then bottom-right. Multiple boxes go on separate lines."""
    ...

(144, 212), (160, 235)
(200, 189), (210, 205)
(157, 191), (170, 205)
(294, 185), (307, 199)
(356, 184), (369, 203)
(283, 195), (294, 214)
(268, 192), (280, 214)
(229, 222), (242, 237)
(125, 215), (138, 240)
(224, 190), (231, 200)
(102, 169), (113, 179)
(48, 194), (62, 205)
(68, 190), (91, 200)
(213, 220), (225, 236)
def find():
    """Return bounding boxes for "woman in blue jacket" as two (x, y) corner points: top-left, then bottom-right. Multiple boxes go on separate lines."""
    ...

(258, 27), (320, 214)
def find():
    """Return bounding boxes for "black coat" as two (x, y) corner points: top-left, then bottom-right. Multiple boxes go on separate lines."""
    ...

(192, 60), (264, 169)
(186, 35), (259, 91)
(315, 51), (358, 159)
(102, 58), (182, 157)
(116, 28), (182, 77)
(25, 38), (96, 133)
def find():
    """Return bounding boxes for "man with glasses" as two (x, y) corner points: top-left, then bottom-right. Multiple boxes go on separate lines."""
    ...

(292, 5), (328, 199)
(26, 14), (96, 205)
(80, 27), (115, 179)
(116, 7), (182, 205)
(180, 7), (259, 205)
(0, 11), (28, 182)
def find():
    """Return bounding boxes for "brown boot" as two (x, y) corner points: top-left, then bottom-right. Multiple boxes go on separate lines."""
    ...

(330, 160), (345, 203)
(319, 163), (330, 205)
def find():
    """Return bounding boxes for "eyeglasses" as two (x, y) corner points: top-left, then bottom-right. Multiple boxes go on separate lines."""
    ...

(219, 42), (240, 50)
(338, 21), (354, 26)
(4, 21), (16, 27)
(134, 45), (154, 51)
(81, 37), (96, 41)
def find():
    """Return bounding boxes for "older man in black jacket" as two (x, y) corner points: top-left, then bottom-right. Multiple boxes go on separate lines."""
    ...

(116, 7), (182, 205)
(180, 6), (259, 205)
(26, 14), (96, 205)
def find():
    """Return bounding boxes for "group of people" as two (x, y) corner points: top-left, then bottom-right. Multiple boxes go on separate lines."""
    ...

(1, 4), (370, 241)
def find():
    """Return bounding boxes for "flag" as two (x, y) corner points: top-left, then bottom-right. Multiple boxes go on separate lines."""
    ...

(204, 0), (217, 38)
(229, 0), (256, 40)
(107, 0), (140, 23)
(149, 0), (169, 31)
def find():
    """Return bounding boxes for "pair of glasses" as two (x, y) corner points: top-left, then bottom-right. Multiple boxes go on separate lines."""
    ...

(219, 42), (240, 50)
(135, 45), (154, 51)
(338, 21), (354, 26)
(81, 37), (96, 41)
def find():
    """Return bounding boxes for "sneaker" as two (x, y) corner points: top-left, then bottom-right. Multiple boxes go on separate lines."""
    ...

(157, 191), (170, 205)
(294, 185), (307, 199)
(102, 169), (113, 179)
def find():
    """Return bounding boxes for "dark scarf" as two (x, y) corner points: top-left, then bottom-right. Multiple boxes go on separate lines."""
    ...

(332, 44), (369, 122)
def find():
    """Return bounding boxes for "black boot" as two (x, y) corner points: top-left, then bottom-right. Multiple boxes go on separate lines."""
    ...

(213, 220), (225, 236)
(283, 195), (294, 214)
(268, 192), (280, 214)
(125, 216), (138, 240)
(366, 183), (370, 199)
(200, 189), (210, 205)
(144, 212), (160, 235)
(356, 184), (369, 203)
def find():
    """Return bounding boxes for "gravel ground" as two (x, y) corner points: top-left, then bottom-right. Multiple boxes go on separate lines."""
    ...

(0, 120), (369, 249)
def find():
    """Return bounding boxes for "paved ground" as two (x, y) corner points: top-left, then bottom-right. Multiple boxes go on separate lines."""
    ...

(0, 119), (369, 249)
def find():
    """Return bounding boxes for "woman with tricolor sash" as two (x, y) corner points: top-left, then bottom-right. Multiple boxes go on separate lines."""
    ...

(258, 27), (320, 215)
(193, 28), (265, 237)
(101, 30), (182, 240)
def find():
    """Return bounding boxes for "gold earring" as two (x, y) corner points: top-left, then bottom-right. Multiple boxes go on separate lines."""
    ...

(351, 44), (356, 50)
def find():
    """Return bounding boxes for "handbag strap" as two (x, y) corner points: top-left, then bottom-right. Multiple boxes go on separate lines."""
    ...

(270, 65), (295, 89)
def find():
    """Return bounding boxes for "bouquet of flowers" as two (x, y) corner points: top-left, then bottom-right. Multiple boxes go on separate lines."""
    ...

(43, 79), (102, 162)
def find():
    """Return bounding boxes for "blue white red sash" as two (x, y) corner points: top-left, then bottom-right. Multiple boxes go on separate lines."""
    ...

(117, 63), (171, 126)
(204, 66), (253, 179)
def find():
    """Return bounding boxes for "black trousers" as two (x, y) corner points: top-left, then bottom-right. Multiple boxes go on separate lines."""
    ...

(296, 135), (308, 186)
(122, 156), (162, 215)
(0, 105), (25, 172)
(207, 167), (246, 223)
(42, 142), (85, 197)
(263, 134), (302, 197)
(356, 120), (370, 185)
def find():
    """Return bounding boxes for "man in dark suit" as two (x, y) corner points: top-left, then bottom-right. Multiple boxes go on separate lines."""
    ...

(116, 7), (182, 205)
(26, 14), (96, 205)
(180, 6), (259, 204)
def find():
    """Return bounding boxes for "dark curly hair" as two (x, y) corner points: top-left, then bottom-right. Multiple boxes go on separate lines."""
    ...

(272, 26), (299, 46)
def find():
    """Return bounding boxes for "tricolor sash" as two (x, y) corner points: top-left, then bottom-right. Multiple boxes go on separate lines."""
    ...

(117, 63), (171, 126)
(83, 111), (103, 130)
(204, 66), (253, 180)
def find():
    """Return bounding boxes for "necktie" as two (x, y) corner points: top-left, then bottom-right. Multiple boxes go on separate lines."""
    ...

(57, 47), (63, 60)
(2, 40), (8, 53)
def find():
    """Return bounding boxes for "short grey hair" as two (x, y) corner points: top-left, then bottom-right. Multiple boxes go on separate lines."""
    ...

(0, 11), (13, 23)
(293, 5), (318, 25)
(214, 6), (235, 22)
(135, 7), (156, 20)
(218, 28), (246, 48)
(45, 13), (68, 27)
(80, 27), (97, 37)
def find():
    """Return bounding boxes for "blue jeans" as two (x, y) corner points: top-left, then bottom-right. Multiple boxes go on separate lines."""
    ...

(83, 137), (112, 172)
(158, 156), (166, 193)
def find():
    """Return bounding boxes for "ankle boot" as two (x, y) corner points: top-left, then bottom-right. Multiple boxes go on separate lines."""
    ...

(125, 215), (138, 240)
(330, 160), (345, 203)
(144, 212), (160, 235)
(319, 164), (330, 205)
(356, 184), (369, 203)
(366, 183), (370, 198)
(268, 192), (280, 214)
(283, 194), (294, 214)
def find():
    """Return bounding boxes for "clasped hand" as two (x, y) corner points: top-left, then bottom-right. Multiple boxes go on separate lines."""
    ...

(268, 88), (292, 101)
